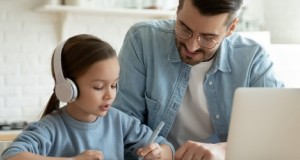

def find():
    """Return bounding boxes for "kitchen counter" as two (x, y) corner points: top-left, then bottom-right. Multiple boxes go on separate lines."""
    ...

(0, 130), (22, 141)
(0, 141), (12, 155)
(0, 131), (22, 154)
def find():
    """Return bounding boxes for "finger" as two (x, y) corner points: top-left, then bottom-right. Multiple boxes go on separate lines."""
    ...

(99, 151), (104, 160)
(138, 143), (160, 159)
(137, 147), (149, 158)
(143, 145), (161, 160)
(137, 148), (144, 156)
(201, 150), (213, 160)
(141, 143), (159, 156)
(180, 149), (195, 160)
(92, 150), (104, 160)
(175, 145), (188, 160)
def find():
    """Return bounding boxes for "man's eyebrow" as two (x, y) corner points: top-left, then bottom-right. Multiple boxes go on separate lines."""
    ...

(178, 20), (192, 31)
(200, 33), (218, 37)
(178, 19), (218, 37)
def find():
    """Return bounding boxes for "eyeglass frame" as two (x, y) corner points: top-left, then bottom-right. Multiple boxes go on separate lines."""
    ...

(175, 23), (220, 49)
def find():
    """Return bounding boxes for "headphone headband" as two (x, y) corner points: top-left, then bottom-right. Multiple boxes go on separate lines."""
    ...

(53, 40), (66, 84)
(53, 40), (78, 103)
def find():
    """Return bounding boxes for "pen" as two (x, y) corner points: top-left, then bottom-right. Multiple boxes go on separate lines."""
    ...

(147, 121), (165, 145)
(139, 121), (165, 160)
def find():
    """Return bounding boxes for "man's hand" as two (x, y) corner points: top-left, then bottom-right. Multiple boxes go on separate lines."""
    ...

(174, 141), (226, 160)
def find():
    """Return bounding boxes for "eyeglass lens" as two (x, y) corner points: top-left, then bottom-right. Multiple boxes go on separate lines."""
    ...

(175, 24), (218, 49)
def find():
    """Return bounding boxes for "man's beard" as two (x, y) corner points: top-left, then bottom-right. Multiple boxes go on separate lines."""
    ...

(177, 41), (216, 66)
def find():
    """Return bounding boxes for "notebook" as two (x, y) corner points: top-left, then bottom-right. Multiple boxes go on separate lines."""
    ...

(226, 88), (300, 160)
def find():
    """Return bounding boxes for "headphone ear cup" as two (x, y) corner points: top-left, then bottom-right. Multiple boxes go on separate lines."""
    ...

(54, 78), (77, 103)
(66, 78), (78, 101)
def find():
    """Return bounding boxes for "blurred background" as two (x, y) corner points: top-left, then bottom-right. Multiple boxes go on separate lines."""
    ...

(0, 0), (299, 126)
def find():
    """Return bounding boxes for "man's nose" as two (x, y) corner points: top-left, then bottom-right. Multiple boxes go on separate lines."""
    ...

(185, 35), (201, 52)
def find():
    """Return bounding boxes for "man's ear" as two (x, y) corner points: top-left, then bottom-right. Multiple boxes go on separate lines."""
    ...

(226, 18), (239, 36)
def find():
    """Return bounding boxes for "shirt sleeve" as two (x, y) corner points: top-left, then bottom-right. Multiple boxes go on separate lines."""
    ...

(113, 24), (150, 124)
(249, 46), (284, 87)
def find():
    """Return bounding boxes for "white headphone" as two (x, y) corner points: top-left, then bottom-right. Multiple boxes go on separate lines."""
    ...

(53, 41), (78, 103)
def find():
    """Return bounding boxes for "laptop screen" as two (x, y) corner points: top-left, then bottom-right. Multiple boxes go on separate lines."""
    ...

(226, 88), (300, 160)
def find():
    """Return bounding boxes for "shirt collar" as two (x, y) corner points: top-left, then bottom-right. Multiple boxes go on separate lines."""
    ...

(208, 40), (232, 74)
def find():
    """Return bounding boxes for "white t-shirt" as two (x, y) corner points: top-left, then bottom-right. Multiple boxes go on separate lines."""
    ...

(167, 59), (214, 149)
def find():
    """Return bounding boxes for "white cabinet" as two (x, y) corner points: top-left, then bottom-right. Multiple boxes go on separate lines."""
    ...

(36, 4), (176, 51)
(36, 5), (176, 19)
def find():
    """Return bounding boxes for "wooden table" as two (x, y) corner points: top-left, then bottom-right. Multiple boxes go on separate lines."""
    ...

(0, 130), (21, 141)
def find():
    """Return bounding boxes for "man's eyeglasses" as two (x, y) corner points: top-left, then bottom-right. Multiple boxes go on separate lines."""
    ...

(175, 24), (219, 49)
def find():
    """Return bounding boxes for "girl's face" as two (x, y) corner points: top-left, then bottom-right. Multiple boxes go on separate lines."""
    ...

(67, 57), (119, 122)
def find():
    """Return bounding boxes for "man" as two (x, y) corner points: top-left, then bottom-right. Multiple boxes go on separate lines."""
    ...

(113, 0), (284, 159)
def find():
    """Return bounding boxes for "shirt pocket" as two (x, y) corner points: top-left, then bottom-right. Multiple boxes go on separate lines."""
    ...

(145, 94), (160, 127)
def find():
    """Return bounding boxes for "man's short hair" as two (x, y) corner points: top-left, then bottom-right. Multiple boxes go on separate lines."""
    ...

(177, 0), (243, 25)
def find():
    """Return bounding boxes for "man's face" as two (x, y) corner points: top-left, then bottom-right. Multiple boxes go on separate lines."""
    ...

(176, 0), (236, 65)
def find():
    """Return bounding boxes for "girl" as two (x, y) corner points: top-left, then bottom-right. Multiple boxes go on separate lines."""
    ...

(1, 34), (173, 160)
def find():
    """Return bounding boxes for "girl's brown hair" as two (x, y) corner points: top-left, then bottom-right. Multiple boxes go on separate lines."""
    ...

(41, 34), (116, 118)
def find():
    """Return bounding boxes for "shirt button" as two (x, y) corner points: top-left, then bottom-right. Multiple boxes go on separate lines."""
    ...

(209, 81), (213, 85)
(216, 115), (220, 119)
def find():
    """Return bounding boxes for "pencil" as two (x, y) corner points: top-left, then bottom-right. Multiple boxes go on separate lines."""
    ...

(138, 121), (165, 160)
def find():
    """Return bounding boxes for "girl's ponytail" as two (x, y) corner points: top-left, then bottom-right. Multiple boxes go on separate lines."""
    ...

(41, 92), (60, 118)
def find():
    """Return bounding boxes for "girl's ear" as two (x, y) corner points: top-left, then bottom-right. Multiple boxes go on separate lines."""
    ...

(226, 18), (239, 37)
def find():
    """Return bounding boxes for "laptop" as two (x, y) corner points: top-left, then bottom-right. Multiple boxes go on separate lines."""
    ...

(226, 88), (300, 160)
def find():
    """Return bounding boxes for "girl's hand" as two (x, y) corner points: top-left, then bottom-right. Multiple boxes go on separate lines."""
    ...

(137, 143), (162, 160)
(73, 150), (104, 160)
(137, 143), (173, 160)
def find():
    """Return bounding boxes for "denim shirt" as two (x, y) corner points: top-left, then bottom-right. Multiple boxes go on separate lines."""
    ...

(113, 19), (284, 143)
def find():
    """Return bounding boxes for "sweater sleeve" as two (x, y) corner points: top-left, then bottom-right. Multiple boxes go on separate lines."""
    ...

(115, 109), (174, 159)
(1, 121), (54, 159)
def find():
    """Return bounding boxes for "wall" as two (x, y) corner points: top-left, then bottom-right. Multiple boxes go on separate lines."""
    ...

(239, 0), (265, 31)
(264, 0), (300, 44)
(0, 0), (59, 122)
(0, 0), (171, 122)
(269, 44), (300, 87)
(243, 0), (300, 44)
(0, 0), (300, 123)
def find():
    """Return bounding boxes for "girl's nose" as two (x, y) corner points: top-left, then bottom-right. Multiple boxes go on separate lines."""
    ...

(103, 88), (115, 100)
